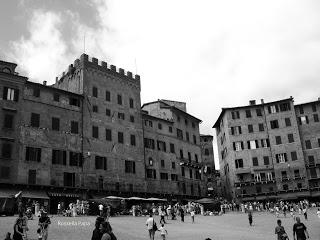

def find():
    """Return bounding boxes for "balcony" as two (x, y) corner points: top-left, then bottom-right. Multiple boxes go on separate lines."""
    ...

(305, 163), (320, 168)
(308, 176), (320, 180)
(237, 191), (277, 199)
(234, 179), (276, 187)
(178, 158), (202, 169)
(234, 167), (251, 174)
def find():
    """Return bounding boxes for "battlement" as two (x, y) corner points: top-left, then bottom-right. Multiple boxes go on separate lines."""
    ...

(56, 54), (140, 83)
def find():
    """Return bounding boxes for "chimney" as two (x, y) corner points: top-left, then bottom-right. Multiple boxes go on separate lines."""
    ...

(261, 99), (264, 104)
(249, 100), (256, 106)
(43, 81), (47, 86)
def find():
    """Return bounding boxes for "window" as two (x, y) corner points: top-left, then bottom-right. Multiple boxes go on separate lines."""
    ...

(52, 117), (60, 131)
(158, 123), (162, 130)
(318, 138), (320, 147)
(310, 168), (317, 178)
(294, 169), (300, 178)
(148, 158), (153, 166)
(146, 169), (156, 179)
(95, 156), (107, 170)
(186, 132), (190, 141)
(275, 136), (282, 145)
(180, 149), (184, 159)
(231, 111), (240, 119)
(98, 176), (104, 190)
(256, 186), (262, 193)
(205, 149), (209, 155)
(30, 113), (40, 127)
(53, 93), (60, 102)
(235, 159), (243, 169)
(314, 114), (319, 122)
(312, 104), (317, 112)
(169, 126), (173, 133)
(263, 156), (269, 165)
(160, 173), (169, 180)
(256, 108), (262, 116)
(3, 87), (19, 101)
(285, 118), (291, 127)
(267, 172), (274, 181)
(195, 154), (198, 162)
(118, 132), (124, 143)
(1, 143), (12, 158)
(308, 155), (315, 165)
(177, 129), (183, 140)
(71, 121), (79, 134)
(92, 126), (99, 139)
(105, 91), (110, 101)
(130, 115), (135, 123)
(283, 184), (289, 190)
(268, 105), (278, 114)
(248, 140), (258, 149)
(69, 97), (80, 107)
(279, 102), (291, 112)
(106, 108), (111, 116)
(261, 139), (270, 148)
(276, 153), (287, 163)
(157, 141), (166, 152)
(189, 169), (193, 178)
(118, 112), (125, 120)
(129, 98), (134, 108)
(171, 174), (178, 181)
(117, 94), (122, 105)
(231, 126), (242, 135)
(246, 110), (251, 118)
(192, 122), (195, 128)
(26, 147), (41, 162)
(130, 134), (136, 146)
(144, 138), (155, 149)
(69, 152), (82, 167)
(172, 162), (176, 169)
(291, 151), (298, 161)
(270, 120), (279, 129)
(298, 116), (309, 125)
(188, 152), (191, 161)
(0, 166), (10, 179)
(125, 160), (136, 174)
(93, 105), (98, 113)
(106, 129), (112, 141)
(281, 171), (287, 179)
(297, 183), (302, 189)
(252, 157), (258, 166)
(233, 141), (243, 151)
(64, 172), (75, 187)
(258, 123), (264, 132)
(299, 106), (304, 114)
(305, 140), (312, 149)
(144, 120), (153, 127)
(182, 183), (186, 194)
(170, 143), (175, 153)
(92, 87), (98, 97)
(195, 170), (201, 180)
(181, 167), (185, 177)
(248, 124), (253, 133)
(3, 114), (13, 129)
(161, 159), (165, 167)
(288, 134), (294, 143)
(52, 149), (66, 165)
(193, 135), (197, 144)
(28, 170), (36, 185)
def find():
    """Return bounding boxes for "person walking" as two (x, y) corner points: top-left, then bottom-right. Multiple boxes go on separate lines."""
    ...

(179, 207), (184, 222)
(302, 208), (308, 221)
(275, 219), (289, 240)
(91, 218), (103, 240)
(160, 208), (166, 224)
(13, 219), (24, 240)
(38, 210), (51, 240)
(248, 211), (253, 226)
(146, 214), (156, 240)
(158, 223), (168, 240)
(293, 217), (309, 240)
(99, 204), (104, 217)
(316, 208), (320, 219)
(191, 209), (195, 223)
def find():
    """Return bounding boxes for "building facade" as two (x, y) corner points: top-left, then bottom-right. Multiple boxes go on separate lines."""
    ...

(0, 55), (213, 212)
(213, 98), (318, 201)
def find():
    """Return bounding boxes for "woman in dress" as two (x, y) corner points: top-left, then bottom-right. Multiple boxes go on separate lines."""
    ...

(13, 219), (24, 240)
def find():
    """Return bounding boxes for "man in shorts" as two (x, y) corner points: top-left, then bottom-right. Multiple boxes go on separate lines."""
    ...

(293, 217), (309, 240)
(146, 214), (156, 240)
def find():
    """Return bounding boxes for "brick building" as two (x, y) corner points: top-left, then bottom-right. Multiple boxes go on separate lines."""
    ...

(0, 55), (213, 212)
(213, 98), (317, 201)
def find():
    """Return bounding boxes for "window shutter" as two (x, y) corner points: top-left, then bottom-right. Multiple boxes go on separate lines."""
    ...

(63, 151), (67, 165)
(233, 142), (236, 151)
(276, 155), (279, 163)
(266, 139), (270, 147)
(268, 106), (271, 113)
(3, 87), (8, 100)
(275, 105), (279, 112)
(231, 112), (235, 119)
(38, 148), (41, 162)
(104, 158), (107, 170)
(306, 116), (309, 124)
(241, 142), (244, 150)
(298, 117), (301, 125)
(255, 140), (259, 148)
(247, 141), (250, 149)
(261, 140), (264, 148)
(26, 147), (30, 161)
(14, 89), (19, 102)
(239, 126), (242, 134)
(231, 127), (234, 135)
(133, 162), (136, 173)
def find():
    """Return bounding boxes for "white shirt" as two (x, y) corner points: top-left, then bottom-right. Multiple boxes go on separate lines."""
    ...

(99, 204), (103, 211)
(191, 211), (195, 217)
(146, 217), (154, 230)
(159, 226), (166, 235)
(57, 204), (61, 209)
(316, 210), (320, 218)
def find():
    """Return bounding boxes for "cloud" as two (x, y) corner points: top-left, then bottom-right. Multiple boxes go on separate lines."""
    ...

(7, 0), (320, 168)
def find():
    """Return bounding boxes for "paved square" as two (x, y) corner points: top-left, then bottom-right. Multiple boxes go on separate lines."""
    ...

(1, 210), (319, 240)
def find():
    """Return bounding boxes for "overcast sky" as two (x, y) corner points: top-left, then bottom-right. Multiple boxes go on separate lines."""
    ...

(1, 0), (320, 168)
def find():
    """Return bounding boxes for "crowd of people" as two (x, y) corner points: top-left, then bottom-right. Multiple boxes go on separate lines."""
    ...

(57, 200), (90, 217)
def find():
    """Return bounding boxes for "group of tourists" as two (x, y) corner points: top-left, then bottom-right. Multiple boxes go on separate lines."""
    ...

(57, 200), (89, 217)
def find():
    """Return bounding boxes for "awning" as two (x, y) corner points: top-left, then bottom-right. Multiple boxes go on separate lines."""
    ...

(48, 192), (80, 198)
(22, 190), (49, 199)
(311, 191), (320, 197)
(0, 189), (21, 198)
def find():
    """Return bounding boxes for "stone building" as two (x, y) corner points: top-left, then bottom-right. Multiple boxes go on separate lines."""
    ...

(200, 135), (216, 196)
(0, 55), (213, 212)
(213, 98), (311, 201)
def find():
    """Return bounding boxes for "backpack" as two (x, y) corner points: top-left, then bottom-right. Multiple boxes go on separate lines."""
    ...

(152, 219), (158, 231)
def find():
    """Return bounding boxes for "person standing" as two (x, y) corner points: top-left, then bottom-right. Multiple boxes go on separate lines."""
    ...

(99, 203), (104, 216)
(38, 210), (51, 240)
(316, 208), (320, 219)
(248, 211), (253, 226)
(190, 209), (195, 223)
(293, 217), (309, 240)
(302, 208), (308, 221)
(179, 207), (184, 222)
(146, 214), (156, 240)
(160, 208), (166, 224)
(275, 219), (289, 240)
(13, 219), (24, 240)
